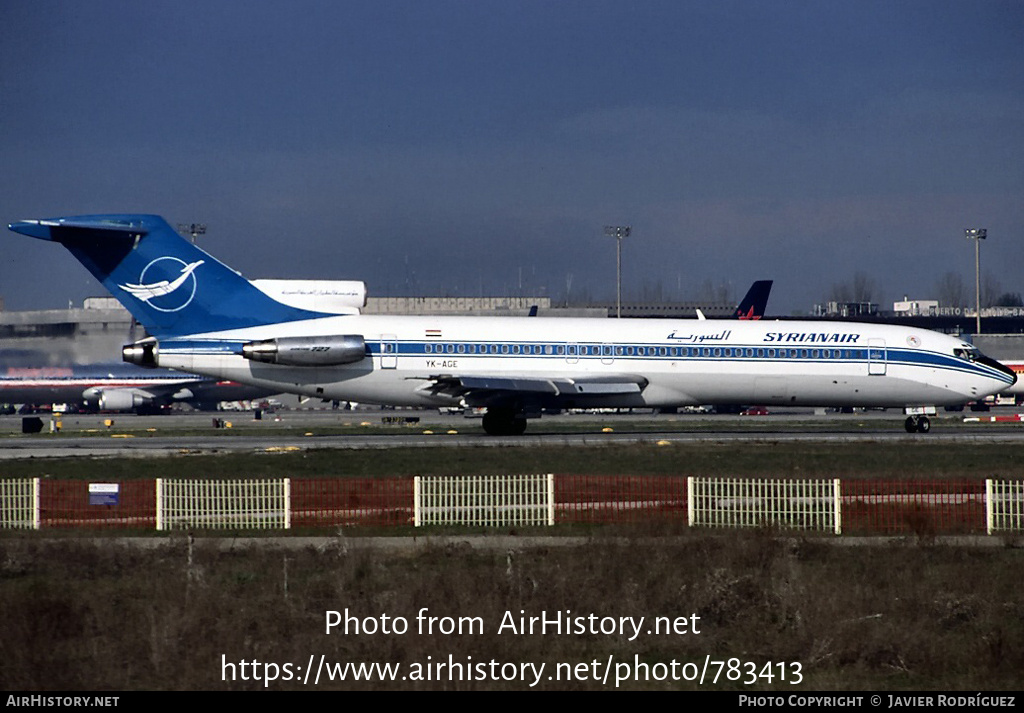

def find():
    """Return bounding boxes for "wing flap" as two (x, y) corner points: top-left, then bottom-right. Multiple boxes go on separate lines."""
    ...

(570, 381), (642, 395)
(419, 373), (646, 400)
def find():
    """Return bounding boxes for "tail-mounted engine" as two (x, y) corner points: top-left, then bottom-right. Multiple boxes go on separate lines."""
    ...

(122, 338), (159, 368)
(241, 335), (367, 366)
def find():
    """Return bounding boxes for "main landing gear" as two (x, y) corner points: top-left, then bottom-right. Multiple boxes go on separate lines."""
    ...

(904, 415), (931, 433)
(482, 407), (528, 436)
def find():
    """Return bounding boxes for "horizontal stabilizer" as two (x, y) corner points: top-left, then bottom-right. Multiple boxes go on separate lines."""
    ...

(9, 217), (152, 242)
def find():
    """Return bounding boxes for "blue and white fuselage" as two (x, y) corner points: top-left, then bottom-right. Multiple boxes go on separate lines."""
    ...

(156, 316), (1010, 411)
(9, 214), (1015, 435)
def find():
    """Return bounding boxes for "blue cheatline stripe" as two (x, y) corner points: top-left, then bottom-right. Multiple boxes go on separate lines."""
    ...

(157, 337), (1012, 385)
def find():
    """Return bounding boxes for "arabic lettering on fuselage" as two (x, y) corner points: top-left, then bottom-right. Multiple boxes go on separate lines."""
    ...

(665, 330), (861, 344)
(667, 330), (732, 342)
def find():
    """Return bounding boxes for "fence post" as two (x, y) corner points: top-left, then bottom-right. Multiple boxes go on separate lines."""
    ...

(284, 478), (291, 530)
(32, 477), (41, 530)
(686, 476), (694, 527)
(985, 478), (993, 535)
(546, 474), (555, 526)
(833, 478), (842, 535)
(155, 478), (163, 532)
(413, 475), (421, 527)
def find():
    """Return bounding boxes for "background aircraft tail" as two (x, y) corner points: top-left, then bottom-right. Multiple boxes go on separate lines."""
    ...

(9, 214), (323, 336)
(734, 280), (773, 320)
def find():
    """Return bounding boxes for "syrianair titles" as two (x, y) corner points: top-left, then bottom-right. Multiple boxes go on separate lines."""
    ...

(762, 332), (862, 343)
(8, 214), (1016, 435)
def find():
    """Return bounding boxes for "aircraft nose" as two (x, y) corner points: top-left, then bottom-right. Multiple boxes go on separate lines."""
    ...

(979, 354), (1017, 386)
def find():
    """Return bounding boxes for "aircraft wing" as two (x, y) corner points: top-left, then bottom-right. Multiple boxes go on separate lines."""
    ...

(418, 373), (648, 406)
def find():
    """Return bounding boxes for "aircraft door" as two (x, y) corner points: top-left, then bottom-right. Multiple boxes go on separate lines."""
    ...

(601, 343), (614, 365)
(380, 335), (398, 369)
(868, 338), (886, 375)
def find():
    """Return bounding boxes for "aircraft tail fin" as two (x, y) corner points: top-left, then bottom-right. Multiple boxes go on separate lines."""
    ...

(9, 214), (323, 336)
(734, 279), (773, 320)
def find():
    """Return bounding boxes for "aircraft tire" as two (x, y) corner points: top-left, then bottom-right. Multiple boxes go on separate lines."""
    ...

(916, 416), (931, 433)
(904, 417), (917, 434)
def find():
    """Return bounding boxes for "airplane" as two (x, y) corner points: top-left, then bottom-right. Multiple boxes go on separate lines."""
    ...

(8, 214), (1016, 435)
(0, 362), (277, 414)
(996, 360), (1024, 405)
(692, 279), (772, 321)
(733, 280), (772, 320)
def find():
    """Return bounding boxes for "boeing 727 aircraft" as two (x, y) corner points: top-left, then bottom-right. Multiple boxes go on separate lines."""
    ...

(9, 215), (1016, 434)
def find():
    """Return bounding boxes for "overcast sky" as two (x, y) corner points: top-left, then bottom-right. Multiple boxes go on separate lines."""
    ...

(2, 0), (1022, 314)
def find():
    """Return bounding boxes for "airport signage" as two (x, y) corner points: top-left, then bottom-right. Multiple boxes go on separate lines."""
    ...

(89, 483), (119, 506)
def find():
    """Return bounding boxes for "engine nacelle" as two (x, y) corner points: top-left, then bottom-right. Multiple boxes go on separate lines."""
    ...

(122, 338), (159, 368)
(241, 335), (367, 366)
(98, 390), (145, 411)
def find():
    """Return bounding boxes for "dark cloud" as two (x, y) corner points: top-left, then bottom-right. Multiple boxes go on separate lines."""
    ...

(2, 0), (1022, 314)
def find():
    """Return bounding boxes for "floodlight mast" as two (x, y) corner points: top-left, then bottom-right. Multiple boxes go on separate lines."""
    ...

(604, 225), (631, 318)
(177, 223), (207, 245)
(965, 228), (986, 334)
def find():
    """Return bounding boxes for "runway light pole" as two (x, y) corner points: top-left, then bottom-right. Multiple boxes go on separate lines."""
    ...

(604, 225), (631, 318)
(965, 228), (986, 334)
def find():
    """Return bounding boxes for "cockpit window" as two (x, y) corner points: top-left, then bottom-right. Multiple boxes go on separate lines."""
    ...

(954, 347), (980, 362)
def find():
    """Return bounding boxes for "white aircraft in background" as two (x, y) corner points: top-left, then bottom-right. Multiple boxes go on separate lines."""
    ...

(9, 215), (1016, 435)
(0, 362), (275, 414)
(996, 360), (1024, 404)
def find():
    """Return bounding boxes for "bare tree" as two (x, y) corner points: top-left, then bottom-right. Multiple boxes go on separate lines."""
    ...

(697, 279), (733, 305)
(828, 271), (875, 304)
(934, 271), (967, 308)
(981, 272), (1004, 308)
(850, 271), (876, 303)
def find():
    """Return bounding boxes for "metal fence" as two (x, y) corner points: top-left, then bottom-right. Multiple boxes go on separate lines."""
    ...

(689, 477), (840, 534)
(987, 479), (1024, 534)
(0, 478), (38, 530)
(2, 475), (1023, 535)
(414, 474), (554, 527)
(156, 478), (289, 531)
